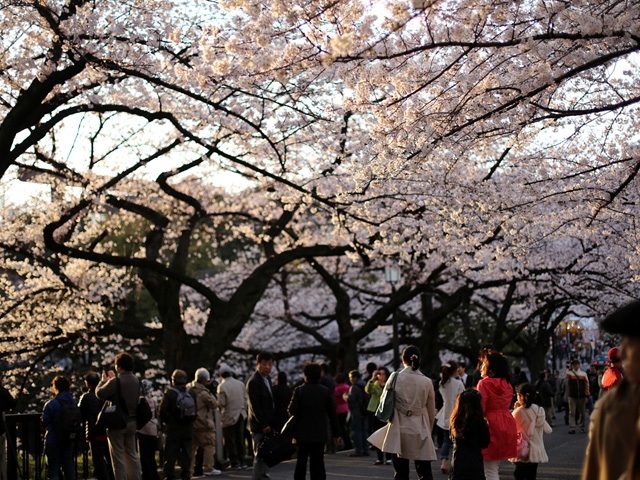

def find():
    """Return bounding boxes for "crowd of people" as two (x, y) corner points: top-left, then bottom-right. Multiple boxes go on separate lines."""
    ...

(1, 300), (638, 480)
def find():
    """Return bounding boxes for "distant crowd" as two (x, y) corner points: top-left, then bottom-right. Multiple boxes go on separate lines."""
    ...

(0, 303), (638, 480)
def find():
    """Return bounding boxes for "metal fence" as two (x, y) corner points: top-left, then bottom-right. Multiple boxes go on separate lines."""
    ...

(5, 413), (90, 480)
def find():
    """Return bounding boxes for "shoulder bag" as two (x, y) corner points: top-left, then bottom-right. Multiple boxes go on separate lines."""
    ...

(97, 378), (128, 430)
(375, 371), (398, 422)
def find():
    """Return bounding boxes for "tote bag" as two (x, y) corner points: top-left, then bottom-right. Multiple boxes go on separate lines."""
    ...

(375, 372), (398, 422)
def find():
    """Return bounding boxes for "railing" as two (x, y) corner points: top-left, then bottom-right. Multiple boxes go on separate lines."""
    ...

(5, 413), (90, 480)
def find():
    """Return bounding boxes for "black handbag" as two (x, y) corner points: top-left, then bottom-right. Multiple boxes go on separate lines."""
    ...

(257, 432), (296, 467)
(96, 378), (128, 430)
(136, 395), (153, 429)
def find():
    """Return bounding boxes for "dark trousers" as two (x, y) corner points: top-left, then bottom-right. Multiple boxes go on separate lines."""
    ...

(222, 418), (245, 467)
(370, 417), (390, 462)
(163, 430), (193, 480)
(45, 442), (75, 480)
(337, 413), (352, 449)
(138, 433), (160, 480)
(391, 455), (433, 480)
(514, 462), (538, 480)
(294, 442), (325, 480)
(89, 439), (114, 480)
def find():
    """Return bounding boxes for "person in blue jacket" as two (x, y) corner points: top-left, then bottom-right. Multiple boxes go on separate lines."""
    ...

(42, 376), (77, 480)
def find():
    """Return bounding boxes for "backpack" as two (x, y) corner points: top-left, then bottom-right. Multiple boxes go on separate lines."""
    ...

(54, 398), (83, 440)
(169, 387), (196, 423)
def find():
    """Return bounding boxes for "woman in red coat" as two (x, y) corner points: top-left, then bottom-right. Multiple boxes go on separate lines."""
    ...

(477, 352), (517, 480)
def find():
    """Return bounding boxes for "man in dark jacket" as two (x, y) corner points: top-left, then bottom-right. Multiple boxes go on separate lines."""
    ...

(288, 362), (339, 480)
(41, 376), (77, 480)
(347, 370), (368, 457)
(246, 352), (275, 480)
(79, 372), (113, 480)
(159, 369), (197, 480)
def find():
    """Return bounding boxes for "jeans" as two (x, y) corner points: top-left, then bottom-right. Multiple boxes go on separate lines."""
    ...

(294, 442), (325, 480)
(350, 415), (368, 455)
(440, 429), (452, 460)
(45, 442), (75, 480)
(568, 397), (586, 430)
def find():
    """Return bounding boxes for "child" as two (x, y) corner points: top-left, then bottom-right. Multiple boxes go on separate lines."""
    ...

(509, 383), (553, 480)
(450, 388), (491, 480)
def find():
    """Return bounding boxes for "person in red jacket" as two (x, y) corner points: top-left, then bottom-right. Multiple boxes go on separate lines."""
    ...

(477, 351), (517, 480)
(601, 347), (623, 394)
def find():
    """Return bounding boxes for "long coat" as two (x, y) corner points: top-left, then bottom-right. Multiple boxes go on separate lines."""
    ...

(582, 380), (640, 480)
(367, 367), (436, 461)
(477, 376), (517, 461)
(509, 403), (552, 464)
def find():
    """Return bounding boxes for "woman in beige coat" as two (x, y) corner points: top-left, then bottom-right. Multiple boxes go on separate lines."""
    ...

(368, 345), (437, 480)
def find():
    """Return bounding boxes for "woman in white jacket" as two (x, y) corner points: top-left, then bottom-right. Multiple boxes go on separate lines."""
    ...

(368, 345), (437, 480)
(435, 361), (464, 474)
(510, 382), (553, 480)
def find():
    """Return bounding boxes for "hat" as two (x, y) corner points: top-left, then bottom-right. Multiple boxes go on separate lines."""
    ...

(608, 347), (621, 362)
(600, 300), (640, 337)
(219, 364), (233, 375)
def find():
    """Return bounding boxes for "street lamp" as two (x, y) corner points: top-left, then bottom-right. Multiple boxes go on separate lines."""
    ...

(385, 265), (401, 371)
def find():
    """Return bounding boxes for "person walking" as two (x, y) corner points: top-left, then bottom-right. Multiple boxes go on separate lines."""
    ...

(435, 361), (464, 474)
(287, 362), (339, 480)
(449, 388), (490, 480)
(42, 376), (77, 480)
(564, 359), (589, 434)
(368, 345), (437, 480)
(96, 352), (143, 480)
(477, 351), (517, 480)
(509, 383), (552, 480)
(246, 352), (276, 480)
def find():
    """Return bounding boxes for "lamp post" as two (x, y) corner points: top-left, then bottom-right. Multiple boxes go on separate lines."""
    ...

(385, 265), (401, 371)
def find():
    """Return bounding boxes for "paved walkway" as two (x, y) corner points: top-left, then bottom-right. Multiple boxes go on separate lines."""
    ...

(205, 421), (589, 479)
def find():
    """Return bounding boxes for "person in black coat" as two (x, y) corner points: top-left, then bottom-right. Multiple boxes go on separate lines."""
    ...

(449, 388), (490, 480)
(246, 352), (276, 480)
(288, 362), (339, 480)
(271, 372), (293, 433)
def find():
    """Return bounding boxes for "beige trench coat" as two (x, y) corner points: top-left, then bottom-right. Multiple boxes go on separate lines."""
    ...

(582, 380), (640, 480)
(368, 367), (437, 461)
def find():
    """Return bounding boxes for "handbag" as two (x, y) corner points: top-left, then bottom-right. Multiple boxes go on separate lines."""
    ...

(257, 432), (297, 467)
(96, 378), (128, 430)
(515, 408), (540, 461)
(375, 371), (398, 422)
(136, 395), (153, 429)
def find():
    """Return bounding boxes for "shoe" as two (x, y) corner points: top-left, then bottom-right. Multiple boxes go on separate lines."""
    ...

(349, 452), (362, 457)
(581, 428), (586, 433)
(385, 460), (392, 465)
(568, 429), (576, 434)
(374, 460), (384, 465)
(203, 469), (222, 476)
